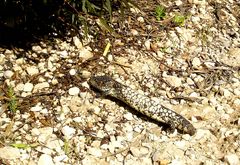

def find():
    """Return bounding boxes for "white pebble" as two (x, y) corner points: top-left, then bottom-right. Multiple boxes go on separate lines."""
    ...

(192, 57), (201, 68)
(79, 48), (93, 62)
(130, 146), (149, 157)
(144, 40), (151, 50)
(131, 29), (139, 35)
(15, 83), (24, 91)
(31, 104), (43, 112)
(225, 154), (239, 165)
(68, 87), (80, 95)
(23, 82), (34, 92)
(0, 147), (21, 160)
(59, 50), (68, 58)
(33, 82), (50, 92)
(87, 147), (102, 157)
(164, 75), (182, 87)
(4, 70), (14, 78)
(174, 141), (186, 150)
(73, 36), (83, 49)
(26, 66), (39, 76)
(137, 16), (144, 22)
(38, 154), (54, 165)
(69, 69), (76, 75)
(123, 113), (134, 120)
(61, 125), (76, 139)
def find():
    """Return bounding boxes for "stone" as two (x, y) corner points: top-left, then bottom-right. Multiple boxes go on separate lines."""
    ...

(69, 69), (76, 75)
(174, 141), (186, 150)
(73, 36), (83, 49)
(32, 45), (42, 52)
(38, 154), (54, 165)
(0, 146), (21, 159)
(33, 82), (50, 93)
(79, 70), (91, 79)
(4, 70), (14, 78)
(15, 83), (24, 91)
(123, 112), (134, 121)
(68, 87), (80, 95)
(61, 125), (76, 139)
(59, 50), (68, 58)
(26, 66), (39, 76)
(130, 146), (149, 157)
(131, 29), (139, 35)
(192, 57), (201, 68)
(164, 75), (182, 87)
(23, 82), (34, 92)
(88, 147), (102, 157)
(144, 40), (151, 50)
(225, 154), (239, 165)
(188, 0), (206, 6)
(79, 48), (93, 62)
(137, 16), (144, 22)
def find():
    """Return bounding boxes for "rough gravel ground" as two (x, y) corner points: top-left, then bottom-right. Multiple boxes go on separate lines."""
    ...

(0, 0), (240, 165)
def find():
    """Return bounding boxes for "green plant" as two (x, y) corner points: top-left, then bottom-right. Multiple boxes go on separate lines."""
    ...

(173, 14), (185, 26)
(7, 85), (18, 113)
(63, 138), (70, 155)
(11, 143), (39, 149)
(155, 5), (166, 21)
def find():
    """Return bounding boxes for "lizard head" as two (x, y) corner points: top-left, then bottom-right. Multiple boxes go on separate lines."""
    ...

(89, 75), (116, 95)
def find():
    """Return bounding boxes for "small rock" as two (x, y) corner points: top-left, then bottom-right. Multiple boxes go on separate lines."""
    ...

(107, 54), (113, 61)
(46, 139), (64, 152)
(15, 83), (24, 91)
(137, 16), (144, 22)
(225, 154), (239, 165)
(31, 104), (43, 112)
(175, 0), (183, 6)
(0, 54), (5, 64)
(123, 113), (134, 120)
(59, 50), (68, 58)
(26, 66), (39, 76)
(130, 146), (149, 157)
(73, 36), (83, 49)
(61, 125), (76, 139)
(88, 147), (102, 157)
(186, 78), (195, 85)
(131, 29), (139, 35)
(23, 82), (34, 92)
(144, 40), (151, 50)
(192, 57), (201, 68)
(221, 88), (232, 98)
(79, 48), (93, 62)
(79, 70), (91, 79)
(69, 69), (76, 75)
(68, 87), (80, 95)
(0, 146), (21, 160)
(4, 70), (14, 78)
(164, 75), (182, 87)
(32, 45), (42, 52)
(188, 0), (206, 5)
(33, 82), (50, 93)
(38, 154), (54, 165)
(174, 141), (186, 150)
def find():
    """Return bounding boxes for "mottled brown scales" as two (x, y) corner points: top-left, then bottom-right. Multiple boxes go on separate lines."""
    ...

(89, 75), (196, 135)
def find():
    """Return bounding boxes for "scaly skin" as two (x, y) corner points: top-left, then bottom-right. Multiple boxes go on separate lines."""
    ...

(89, 75), (196, 135)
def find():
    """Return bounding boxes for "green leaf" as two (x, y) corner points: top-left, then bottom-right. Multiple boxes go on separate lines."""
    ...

(11, 143), (30, 149)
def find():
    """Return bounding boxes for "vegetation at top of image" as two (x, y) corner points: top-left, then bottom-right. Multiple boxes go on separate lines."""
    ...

(155, 5), (166, 21)
(0, 0), (138, 45)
